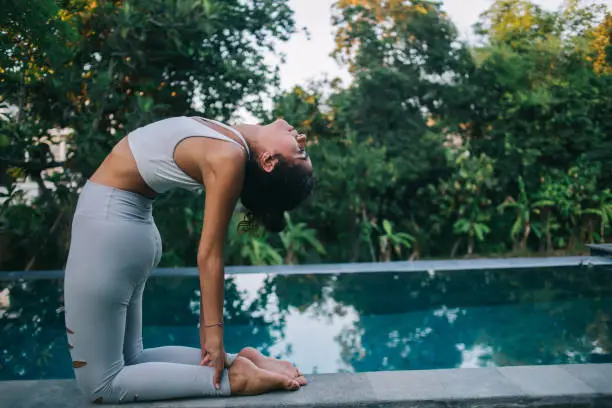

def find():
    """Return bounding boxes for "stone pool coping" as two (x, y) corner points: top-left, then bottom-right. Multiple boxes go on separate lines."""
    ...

(1, 255), (612, 280)
(2, 363), (611, 407)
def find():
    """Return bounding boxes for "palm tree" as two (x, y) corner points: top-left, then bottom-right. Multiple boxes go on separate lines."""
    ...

(377, 220), (414, 262)
(581, 189), (612, 243)
(225, 214), (283, 265)
(453, 215), (491, 257)
(498, 176), (531, 250)
(240, 237), (283, 265)
(279, 213), (325, 264)
(532, 195), (556, 252)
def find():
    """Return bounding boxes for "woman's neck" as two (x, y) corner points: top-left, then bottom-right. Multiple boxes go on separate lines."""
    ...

(233, 123), (261, 150)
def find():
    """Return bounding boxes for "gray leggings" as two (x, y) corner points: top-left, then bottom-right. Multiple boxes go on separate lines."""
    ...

(64, 181), (234, 404)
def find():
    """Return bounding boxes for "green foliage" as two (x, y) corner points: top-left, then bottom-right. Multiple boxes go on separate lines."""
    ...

(0, 0), (297, 269)
(280, 213), (326, 265)
(378, 220), (414, 262)
(1, 0), (612, 271)
(498, 176), (532, 249)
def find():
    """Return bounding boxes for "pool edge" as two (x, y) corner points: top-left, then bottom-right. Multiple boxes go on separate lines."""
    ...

(2, 363), (611, 407)
(2, 255), (612, 280)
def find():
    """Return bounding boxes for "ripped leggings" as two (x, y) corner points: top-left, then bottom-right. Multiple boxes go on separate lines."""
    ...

(64, 181), (234, 404)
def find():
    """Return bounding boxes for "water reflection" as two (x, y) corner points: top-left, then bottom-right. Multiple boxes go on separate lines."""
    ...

(1, 266), (611, 380)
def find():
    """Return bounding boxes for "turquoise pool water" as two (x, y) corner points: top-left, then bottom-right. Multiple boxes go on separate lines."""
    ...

(1, 266), (611, 380)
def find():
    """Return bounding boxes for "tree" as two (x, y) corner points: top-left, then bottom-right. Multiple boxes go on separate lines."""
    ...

(588, 12), (612, 74)
(303, 130), (399, 262)
(585, 189), (612, 243)
(3, 0), (612, 270)
(377, 220), (414, 262)
(279, 213), (326, 265)
(0, 0), (297, 270)
(474, 0), (557, 47)
(331, 0), (471, 164)
(498, 176), (533, 250)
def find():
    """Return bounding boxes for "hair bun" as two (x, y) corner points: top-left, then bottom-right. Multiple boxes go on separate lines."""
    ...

(262, 211), (286, 233)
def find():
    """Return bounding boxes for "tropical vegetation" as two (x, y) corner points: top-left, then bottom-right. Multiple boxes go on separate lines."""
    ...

(1, 0), (611, 270)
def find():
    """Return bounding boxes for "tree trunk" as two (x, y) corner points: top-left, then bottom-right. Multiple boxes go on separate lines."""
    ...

(450, 238), (462, 258)
(362, 206), (376, 262)
(24, 210), (64, 271)
(350, 215), (361, 262)
(368, 235), (376, 262)
(284, 243), (295, 265)
(16, 61), (27, 125)
(88, 59), (116, 140)
(33, 172), (49, 198)
(537, 218), (545, 253)
(467, 235), (474, 257)
(568, 234), (576, 251)
(546, 214), (553, 252)
(379, 237), (390, 262)
(520, 222), (531, 250)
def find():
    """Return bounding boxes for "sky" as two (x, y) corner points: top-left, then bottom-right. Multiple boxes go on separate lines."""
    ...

(234, 0), (610, 121)
(270, 0), (612, 91)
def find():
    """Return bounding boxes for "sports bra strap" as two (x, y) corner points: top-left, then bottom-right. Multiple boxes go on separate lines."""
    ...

(193, 117), (251, 159)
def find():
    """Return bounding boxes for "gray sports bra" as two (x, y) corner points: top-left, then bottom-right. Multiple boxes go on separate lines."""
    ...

(127, 116), (250, 194)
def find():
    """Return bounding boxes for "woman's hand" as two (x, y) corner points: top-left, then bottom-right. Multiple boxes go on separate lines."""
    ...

(200, 329), (226, 390)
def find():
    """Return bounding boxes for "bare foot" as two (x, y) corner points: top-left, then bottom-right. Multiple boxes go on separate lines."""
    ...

(238, 347), (308, 386)
(229, 356), (300, 396)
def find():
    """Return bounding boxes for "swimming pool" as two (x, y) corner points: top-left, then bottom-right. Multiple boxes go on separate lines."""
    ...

(1, 265), (611, 380)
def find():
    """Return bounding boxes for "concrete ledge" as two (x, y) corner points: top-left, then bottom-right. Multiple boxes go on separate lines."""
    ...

(1, 364), (611, 407)
(587, 244), (612, 256)
(2, 256), (612, 280)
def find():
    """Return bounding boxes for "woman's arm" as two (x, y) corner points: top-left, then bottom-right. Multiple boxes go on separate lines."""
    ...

(196, 148), (245, 389)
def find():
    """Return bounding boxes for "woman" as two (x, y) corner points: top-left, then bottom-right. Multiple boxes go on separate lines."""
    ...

(63, 116), (314, 404)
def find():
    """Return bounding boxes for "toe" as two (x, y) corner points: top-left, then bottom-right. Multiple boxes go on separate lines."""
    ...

(285, 379), (300, 391)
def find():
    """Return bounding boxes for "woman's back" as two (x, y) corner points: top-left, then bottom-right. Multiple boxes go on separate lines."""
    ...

(90, 116), (249, 198)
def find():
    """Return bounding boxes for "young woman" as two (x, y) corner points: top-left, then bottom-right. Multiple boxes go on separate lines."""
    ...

(63, 116), (314, 404)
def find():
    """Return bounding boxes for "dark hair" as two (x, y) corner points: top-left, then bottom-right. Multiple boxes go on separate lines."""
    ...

(239, 154), (314, 233)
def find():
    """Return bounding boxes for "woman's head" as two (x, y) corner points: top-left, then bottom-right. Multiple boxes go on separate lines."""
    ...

(239, 119), (314, 233)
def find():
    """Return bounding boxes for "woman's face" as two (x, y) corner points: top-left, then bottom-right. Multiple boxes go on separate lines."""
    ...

(258, 118), (312, 173)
